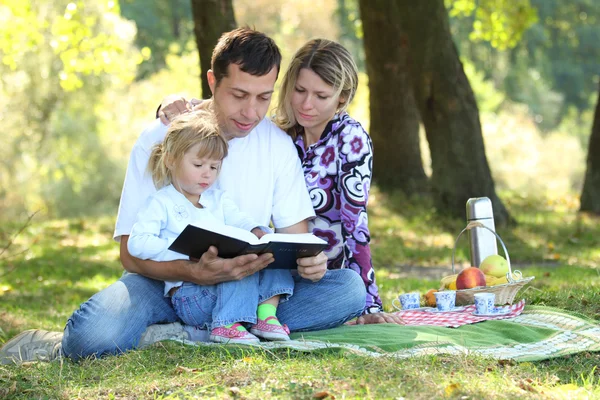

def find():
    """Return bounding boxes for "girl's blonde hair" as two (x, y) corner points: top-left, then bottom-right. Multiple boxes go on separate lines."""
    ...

(149, 110), (228, 189)
(275, 39), (359, 139)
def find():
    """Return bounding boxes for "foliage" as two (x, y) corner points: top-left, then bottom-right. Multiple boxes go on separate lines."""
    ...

(524, 0), (600, 113)
(447, 0), (539, 50)
(1, 194), (600, 398)
(450, 0), (600, 118)
(120, 0), (195, 79)
(0, 1), (143, 220)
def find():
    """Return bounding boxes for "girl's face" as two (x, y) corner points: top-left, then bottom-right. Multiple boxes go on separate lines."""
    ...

(290, 68), (344, 138)
(170, 142), (221, 205)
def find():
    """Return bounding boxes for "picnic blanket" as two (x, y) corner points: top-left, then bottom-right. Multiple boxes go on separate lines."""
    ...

(178, 304), (600, 362)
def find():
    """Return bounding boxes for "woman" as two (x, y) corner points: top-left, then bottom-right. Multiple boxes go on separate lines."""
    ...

(274, 39), (399, 324)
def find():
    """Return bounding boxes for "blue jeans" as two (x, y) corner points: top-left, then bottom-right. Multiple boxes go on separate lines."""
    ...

(62, 269), (365, 360)
(172, 270), (294, 329)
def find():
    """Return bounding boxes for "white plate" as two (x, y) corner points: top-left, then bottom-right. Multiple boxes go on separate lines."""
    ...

(472, 308), (511, 317)
(400, 307), (434, 311)
(424, 306), (466, 313)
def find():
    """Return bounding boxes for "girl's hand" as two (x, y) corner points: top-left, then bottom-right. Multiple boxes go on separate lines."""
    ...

(251, 227), (267, 239)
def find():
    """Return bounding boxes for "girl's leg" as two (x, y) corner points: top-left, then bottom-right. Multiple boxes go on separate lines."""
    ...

(250, 270), (294, 341)
(171, 279), (260, 344)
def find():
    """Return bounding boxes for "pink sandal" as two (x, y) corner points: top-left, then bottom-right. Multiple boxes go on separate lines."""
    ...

(250, 316), (291, 341)
(210, 323), (260, 344)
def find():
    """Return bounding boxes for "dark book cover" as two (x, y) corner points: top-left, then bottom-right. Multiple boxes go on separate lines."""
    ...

(168, 224), (327, 269)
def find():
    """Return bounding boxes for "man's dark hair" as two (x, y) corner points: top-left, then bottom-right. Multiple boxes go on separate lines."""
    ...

(211, 27), (282, 86)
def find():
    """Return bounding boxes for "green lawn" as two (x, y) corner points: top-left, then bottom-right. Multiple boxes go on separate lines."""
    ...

(1, 191), (599, 399)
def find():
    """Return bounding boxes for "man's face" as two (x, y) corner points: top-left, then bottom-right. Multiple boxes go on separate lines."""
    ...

(208, 63), (278, 140)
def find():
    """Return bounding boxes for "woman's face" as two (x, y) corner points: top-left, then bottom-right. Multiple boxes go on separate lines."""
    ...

(291, 68), (343, 138)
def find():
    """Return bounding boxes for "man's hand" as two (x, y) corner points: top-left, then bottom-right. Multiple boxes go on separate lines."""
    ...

(296, 251), (328, 282)
(355, 312), (405, 325)
(189, 246), (274, 285)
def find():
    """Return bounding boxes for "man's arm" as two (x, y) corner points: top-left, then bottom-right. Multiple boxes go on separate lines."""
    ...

(120, 235), (274, 285)
(275, 220), (328, 282)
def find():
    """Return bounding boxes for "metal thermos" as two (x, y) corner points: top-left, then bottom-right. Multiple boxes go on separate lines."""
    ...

(466, 197), (498, 267)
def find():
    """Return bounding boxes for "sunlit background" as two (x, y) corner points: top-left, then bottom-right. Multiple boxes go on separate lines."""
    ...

(0, 0), (598, 221)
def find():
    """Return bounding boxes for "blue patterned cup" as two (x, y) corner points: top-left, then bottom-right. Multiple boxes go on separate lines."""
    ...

(474, 293), (495, 314)
(434, 290), (456, 311)
(393, 292), (421, 310)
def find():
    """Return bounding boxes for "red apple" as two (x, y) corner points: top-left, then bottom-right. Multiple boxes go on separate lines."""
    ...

(455, 267), (486, 289)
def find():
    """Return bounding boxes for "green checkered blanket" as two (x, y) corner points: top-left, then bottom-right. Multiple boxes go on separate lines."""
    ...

(182, 306), (600, 362)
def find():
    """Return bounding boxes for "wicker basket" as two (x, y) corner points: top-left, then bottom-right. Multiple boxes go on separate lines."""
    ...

(440, 221), (535, 306)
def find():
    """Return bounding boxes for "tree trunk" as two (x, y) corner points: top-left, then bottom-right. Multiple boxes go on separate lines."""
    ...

(579, 85), (600, 214)
(396, 0), (510, 225)
(358, 0), (429, 194)
(190, 0), (236, 99)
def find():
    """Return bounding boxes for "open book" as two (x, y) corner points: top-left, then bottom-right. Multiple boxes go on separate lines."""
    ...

(168, 220), (328, 269)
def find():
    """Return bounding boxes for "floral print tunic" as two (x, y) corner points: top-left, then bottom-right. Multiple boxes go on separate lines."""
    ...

(294, 112), (383, 314)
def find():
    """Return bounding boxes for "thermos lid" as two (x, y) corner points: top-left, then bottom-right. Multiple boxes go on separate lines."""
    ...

(466, 197), (494, 220)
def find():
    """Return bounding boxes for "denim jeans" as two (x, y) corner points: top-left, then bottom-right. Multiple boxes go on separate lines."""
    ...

(171, 269), (294, 329)
(62, 269), (365, 360)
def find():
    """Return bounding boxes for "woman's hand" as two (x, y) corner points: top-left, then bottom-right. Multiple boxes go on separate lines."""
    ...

(355, 312), (405, 325)
(158, 96), (203, 124)
(296, 251), (328, 282)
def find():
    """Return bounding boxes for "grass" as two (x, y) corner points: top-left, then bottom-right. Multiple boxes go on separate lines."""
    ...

(1, 191), (599, 399)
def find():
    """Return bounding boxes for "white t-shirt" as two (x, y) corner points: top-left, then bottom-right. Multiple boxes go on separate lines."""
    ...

(127, 184), (268, 294)
(114, 118), (315, 242)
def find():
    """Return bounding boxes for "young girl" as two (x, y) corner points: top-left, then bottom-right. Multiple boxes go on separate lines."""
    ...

(127, 111), (293, 343)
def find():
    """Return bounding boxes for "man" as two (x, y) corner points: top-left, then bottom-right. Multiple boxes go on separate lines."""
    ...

(0, 27), (366, 364)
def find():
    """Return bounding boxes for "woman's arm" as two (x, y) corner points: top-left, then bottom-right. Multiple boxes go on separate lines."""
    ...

(338, 125), (384, 314)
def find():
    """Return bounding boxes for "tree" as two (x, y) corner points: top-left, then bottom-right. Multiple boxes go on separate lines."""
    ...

(190, 0), (236, 98)
(396, 0), (510, 224)
(579, 85), (600, 214)
(358, 0), (429, 194)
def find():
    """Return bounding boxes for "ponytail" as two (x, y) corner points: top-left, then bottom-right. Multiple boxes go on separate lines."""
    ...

(148, 142), (171, 189)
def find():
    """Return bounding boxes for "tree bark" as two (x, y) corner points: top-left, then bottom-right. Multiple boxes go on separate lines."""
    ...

(396, 0), (510, 225)
(358, 0), (429, 194)
(579, 85), (600, 214)
(190, 0), (237, 99)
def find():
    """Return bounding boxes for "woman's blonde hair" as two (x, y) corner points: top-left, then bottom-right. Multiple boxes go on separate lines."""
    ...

(275, 39), (359, 139)
(149, 110), (228, 189)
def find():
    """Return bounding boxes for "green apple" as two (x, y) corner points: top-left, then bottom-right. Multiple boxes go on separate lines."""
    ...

(479, 254), (509, 278)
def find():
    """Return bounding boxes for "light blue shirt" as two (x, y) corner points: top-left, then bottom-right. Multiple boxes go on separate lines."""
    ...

(128, 184), (269, 295)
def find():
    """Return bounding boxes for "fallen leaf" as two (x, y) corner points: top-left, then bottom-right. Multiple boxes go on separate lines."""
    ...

(175, 366), (200, 374)
(543, 272), (550, 277)
(517, 380), (538, 393)
(444, 383), (460, 396)
(313, 391), (333, 399)
(498, 359), (515, 367)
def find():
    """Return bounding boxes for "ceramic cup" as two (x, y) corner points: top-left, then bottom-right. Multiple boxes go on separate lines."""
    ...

(392, 292), (421, 310)
(474, 293), (496, 314)
(434, 290), (456, 311)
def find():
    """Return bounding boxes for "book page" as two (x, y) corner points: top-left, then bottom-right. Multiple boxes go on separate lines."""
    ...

(259, 232), (327, 245)
(190, 219), (259, 245)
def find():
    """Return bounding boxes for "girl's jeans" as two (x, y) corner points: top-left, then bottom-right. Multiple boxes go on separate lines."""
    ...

(171, 269), (294, 329)
(62, 269), (365, 360)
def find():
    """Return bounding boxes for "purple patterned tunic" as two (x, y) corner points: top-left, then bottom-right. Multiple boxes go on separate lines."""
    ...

(294, 112), (383, 314)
